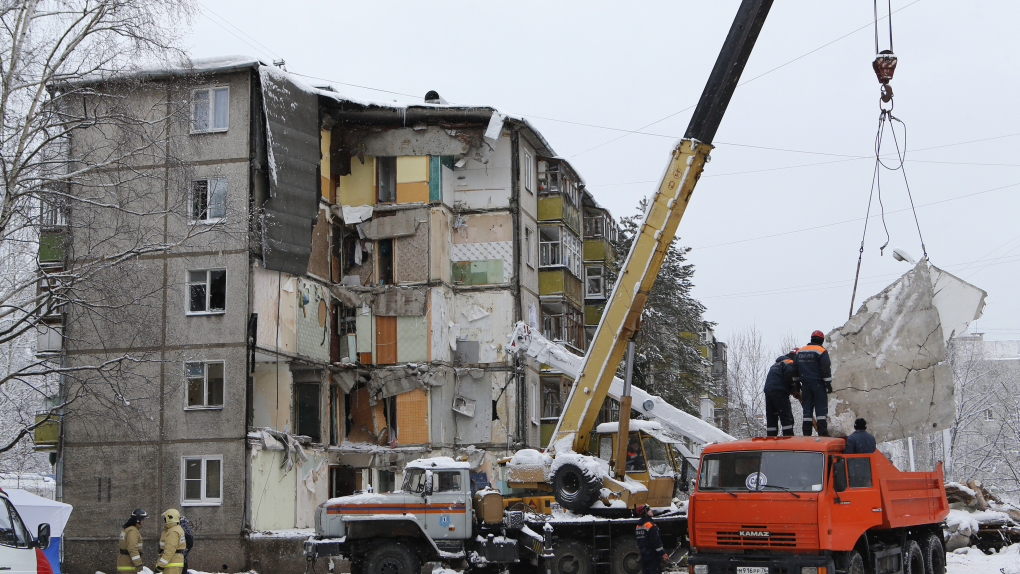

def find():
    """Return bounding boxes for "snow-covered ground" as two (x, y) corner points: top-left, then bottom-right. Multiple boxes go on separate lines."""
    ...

(948, 544), (1020, 574)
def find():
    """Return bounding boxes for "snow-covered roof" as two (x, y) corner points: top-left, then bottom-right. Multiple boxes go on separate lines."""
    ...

(405, 456), (471, 470)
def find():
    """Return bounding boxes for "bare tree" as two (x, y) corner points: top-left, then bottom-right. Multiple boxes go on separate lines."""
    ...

(725, 328), (802, 439)
(0, 0), (200, 462)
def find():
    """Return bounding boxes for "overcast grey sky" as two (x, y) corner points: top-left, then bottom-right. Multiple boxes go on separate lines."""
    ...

(186, 0), (1019, 349)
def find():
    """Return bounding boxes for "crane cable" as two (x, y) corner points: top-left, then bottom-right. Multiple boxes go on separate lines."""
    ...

(849, 0), (929, 318)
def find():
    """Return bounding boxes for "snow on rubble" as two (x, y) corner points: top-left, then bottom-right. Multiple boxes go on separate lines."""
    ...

(944, 479), (1020, 552)
(948, 544), (1020, 574)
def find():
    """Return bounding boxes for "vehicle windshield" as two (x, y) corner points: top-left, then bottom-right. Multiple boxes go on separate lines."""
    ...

(642, 435), (676, 477)
(698, 451), (824, 492)
(0, 499), (31, 548)
(402, 468), (427, 493)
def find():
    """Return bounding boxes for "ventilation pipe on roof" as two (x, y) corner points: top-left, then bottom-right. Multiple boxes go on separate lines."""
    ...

(425, 90), (448, 105)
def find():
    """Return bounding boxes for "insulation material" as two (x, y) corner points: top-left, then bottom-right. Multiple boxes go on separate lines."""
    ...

(338, 156), (376, 207)
(826, 261), (985, 441)
(258, 66), (321, 276)
(253, 266), (297, 352)
(306, 207), (331, 281)
(396, 316), (428, 362)
(361, 209), (420, 240)
(396, 389), (429, 445)
(930, 265), (987, 342)
(430, 287), (454, 362)
(430, 208), (452, 282)
(373, 288), (426, 316)
(296, 280), (330, 362)
(341, 205), (374, 224)
(395, 220), (429, 283)
(355, 313), (373, 354)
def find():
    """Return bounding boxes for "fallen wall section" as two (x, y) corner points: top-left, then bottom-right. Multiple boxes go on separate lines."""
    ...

(826, 261), (985, 441)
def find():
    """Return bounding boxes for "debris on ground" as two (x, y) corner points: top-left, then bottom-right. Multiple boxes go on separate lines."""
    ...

(947, 544), (1020, 574)
(944, 480), (1020, 552)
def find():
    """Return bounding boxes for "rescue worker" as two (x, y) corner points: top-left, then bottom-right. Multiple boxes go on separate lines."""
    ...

(634, 504), (669, 574)
(179, 515), (195, 574)
(763, 349), (801, 436)
(627, 437), (646, 471)
(118, 508), (147, 573)
(155, 508), (187, 574)
(844, 418), (877, 454)
(795, 330), (833, 436)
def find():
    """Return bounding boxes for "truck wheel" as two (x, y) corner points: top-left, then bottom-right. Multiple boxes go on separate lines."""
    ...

(553, 463), (601, 512)
(364, 541), (419, 574)
(552, 540), (594, 574)
(903, 540), (925, 574)
(610, 538), (642, 574)
(845, 550), (865, 574)
(922, 533), (946, 574)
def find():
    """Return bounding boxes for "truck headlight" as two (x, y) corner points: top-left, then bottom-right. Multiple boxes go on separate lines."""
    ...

(800, 568), (818, 574)
(692, 566), (709, 574)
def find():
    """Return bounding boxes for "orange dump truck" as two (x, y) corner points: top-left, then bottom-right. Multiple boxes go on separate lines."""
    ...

(687, 437), (948, 574)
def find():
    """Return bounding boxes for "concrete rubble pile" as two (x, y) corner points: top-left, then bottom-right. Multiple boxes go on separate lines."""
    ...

(944, 480), (1020, 553)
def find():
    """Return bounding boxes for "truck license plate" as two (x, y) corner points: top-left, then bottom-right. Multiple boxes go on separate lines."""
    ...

(736, 568), (768, 574)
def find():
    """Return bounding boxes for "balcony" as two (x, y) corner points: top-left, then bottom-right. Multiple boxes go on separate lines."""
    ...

(537, 195), (581, 235)
(539, 269), (583, 306)
(38, 231), (65, 265)
(33, 413), (59, 451)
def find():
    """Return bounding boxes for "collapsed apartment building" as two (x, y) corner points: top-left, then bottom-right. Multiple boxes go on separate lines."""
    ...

(46, 56), (617, 572)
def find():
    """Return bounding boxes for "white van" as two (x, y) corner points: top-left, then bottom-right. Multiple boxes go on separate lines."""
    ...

(0, 488), (52, 574)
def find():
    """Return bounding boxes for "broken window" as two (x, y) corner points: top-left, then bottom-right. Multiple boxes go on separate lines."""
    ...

(191, 178), (227, 222)
(541, 377), (563, 420)
(525, 227), (534, 268)
(378, 239), (394, 284)
(539, 225), (581, 278)
(181, 455), (222, 505)
(329, 466), (357, 498)
(585, 266), (605, 298)
(295, 383), (321, 442)
(537, 162), (579, 206)
(185, 361), (224, 409)
(191, 87), (229, 133)
(524, 151), (533, 193)
(187, 269), (226, 314)
(541, 300), (583, 350)
(377, 157), (396, 203)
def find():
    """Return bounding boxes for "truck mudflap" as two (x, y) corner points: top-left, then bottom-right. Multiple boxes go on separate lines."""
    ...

(304, 537), (345, 559)
(688, 552), (835, 574)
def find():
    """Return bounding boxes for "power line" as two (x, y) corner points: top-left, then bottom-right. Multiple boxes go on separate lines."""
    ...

(568, 0), (925, 159)
(690, 181), (1020, 250)
(197, 2), (282, 61)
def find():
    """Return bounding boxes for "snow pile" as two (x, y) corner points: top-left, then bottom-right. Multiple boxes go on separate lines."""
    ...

(947, 544), (1020, 574)
(248, 528), (315, 538)
(506, 448), (553, 482)
(324, 492), (389, 506)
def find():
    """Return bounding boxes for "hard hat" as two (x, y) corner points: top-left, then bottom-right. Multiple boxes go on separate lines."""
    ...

(131, 508), (148, 520)
(635, 504), (650, 516)
(790, 348), (800, 354)
(811, 330), (824, 339)
(163, 508), (181, 524)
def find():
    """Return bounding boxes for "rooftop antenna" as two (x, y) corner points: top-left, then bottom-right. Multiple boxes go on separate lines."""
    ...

(273, 59), (286, 71)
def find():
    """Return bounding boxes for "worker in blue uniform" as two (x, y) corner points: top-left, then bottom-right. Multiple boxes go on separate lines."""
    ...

(795, 330), (832, 436)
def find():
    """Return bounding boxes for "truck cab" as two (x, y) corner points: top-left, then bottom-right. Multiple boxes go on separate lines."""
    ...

(688, 436), (948, 574)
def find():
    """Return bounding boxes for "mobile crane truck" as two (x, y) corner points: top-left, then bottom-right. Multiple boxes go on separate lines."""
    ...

(688, 437), (949, 574)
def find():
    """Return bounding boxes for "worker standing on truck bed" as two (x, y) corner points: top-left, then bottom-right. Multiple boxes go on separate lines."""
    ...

(635, 504), (669, 574)
(795, 330), (833, 436)
(763, 350), (800, 436)
(844, 418), (877, 453)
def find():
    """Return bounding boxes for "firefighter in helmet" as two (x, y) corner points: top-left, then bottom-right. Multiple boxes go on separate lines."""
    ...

(155, 508), (187, 574)
(118, 508), (147, 573)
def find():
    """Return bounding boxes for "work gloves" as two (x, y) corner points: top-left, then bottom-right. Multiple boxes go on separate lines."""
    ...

(825, 382), (833, 394)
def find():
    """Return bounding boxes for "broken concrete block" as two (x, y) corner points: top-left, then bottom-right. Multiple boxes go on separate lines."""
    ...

(826, 261), (955, 441)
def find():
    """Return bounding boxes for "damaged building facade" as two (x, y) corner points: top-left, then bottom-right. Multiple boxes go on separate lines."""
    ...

(51, 57), (616, 572)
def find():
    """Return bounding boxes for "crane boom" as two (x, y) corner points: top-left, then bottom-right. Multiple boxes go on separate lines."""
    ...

(547, 0), (774, 456)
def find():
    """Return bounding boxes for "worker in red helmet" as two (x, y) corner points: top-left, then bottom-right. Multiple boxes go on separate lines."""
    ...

(795, 330), (832, 436)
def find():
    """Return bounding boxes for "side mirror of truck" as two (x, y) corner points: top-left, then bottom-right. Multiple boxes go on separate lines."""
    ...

(832, 458), (847, 493)
(423, 470), (434, 497)
(36, 523), (50, 550)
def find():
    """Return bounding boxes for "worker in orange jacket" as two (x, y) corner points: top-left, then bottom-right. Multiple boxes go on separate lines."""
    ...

(635, 504), (669, 574)
(795, 330), (833, 436)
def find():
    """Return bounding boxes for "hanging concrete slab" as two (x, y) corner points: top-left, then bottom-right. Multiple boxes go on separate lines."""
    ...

(826, 260), (986, 441)
(361, 209), (419, 240)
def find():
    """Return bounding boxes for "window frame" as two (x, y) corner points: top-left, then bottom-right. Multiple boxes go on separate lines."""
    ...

(585, 265), (605, 298)
(180, 454), (223, 506)
(524, 151), (534, 193)
(190, 86), (230, 134)
(190, 177), (227, 223)
(184, 360), (225, 410)
(984, 408), (994, 421)
(186, 268), (227, 315)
